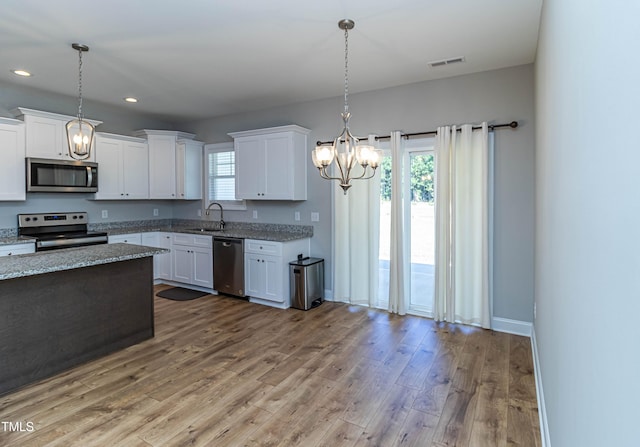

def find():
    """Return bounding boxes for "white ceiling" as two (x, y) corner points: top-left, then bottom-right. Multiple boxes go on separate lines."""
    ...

(0, 0), (542, 122)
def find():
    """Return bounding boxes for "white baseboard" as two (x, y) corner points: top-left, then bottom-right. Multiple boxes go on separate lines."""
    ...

(323, 289), (334, 301)
(491, 317), (532, 337)
(531, 328), (551, 447)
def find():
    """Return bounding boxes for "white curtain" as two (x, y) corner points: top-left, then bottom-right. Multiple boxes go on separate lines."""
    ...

(388, 131), (407, 314)
(434, 123), (490, 328)
(333, 135), (381, 306)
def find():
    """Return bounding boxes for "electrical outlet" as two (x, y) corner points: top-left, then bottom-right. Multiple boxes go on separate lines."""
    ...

(294, 211), (300, 221)
(153, 208), (159, 217)
(197, 209), (202, 217)
(253, 210), (258, 219)
(311, 212), (319, 222)
(101, 210), (108, 219)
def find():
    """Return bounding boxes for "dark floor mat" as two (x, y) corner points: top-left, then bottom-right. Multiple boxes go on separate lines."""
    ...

(156, 287), (209, 301)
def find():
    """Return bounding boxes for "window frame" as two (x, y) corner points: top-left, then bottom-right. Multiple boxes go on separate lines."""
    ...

(203, 142), (246, 211)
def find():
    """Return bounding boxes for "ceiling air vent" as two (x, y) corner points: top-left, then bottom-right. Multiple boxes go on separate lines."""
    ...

(428, 56), (465, 68)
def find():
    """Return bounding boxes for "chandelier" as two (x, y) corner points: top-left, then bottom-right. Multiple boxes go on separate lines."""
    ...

(66, 43), (95, 160)
(312, 19), (382, 194)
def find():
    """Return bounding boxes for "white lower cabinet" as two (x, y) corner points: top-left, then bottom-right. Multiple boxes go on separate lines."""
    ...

(141, 232), (172, 280)
(171, 234), (213, 289)
(0, 243), (35, 257)
(244, 238), (310, 308)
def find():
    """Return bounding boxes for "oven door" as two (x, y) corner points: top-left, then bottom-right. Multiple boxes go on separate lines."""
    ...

(36, 233), (108, 251)
(27, 158), (98, 193)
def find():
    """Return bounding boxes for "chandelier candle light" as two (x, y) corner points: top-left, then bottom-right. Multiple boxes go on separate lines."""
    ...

(66, 43), (94, 160)
(312, 19), (382, 194)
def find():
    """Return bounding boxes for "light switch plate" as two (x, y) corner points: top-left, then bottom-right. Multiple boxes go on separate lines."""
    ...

(253, 210), (258, 219)
(311, 212), (319, 222)
(153, 208), (159, 216)
(294, 211), (300, 221)
(101, 210), (108, 219)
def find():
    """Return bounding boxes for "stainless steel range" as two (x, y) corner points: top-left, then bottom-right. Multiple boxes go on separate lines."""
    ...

(18, 212), (108, 251)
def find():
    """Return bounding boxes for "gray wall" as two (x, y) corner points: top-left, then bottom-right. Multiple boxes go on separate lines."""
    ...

(183, 64), (536, 322)
(535, 2), (640, 447)
(1, 65), (535, 323)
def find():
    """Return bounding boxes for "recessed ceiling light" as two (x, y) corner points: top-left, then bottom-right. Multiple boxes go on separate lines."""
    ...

(11, 69), (32, 77)
(124, 97), (138, 103)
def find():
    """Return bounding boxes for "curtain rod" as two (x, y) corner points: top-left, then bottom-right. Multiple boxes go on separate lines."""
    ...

(316, 120), (518, 145)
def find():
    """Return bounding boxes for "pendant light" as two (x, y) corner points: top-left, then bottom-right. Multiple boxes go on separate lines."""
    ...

(312, 19), (382, 194)
(66, 43), (94, 160)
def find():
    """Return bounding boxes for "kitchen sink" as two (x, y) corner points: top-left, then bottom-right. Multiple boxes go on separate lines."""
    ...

(187, 228), (223, 233)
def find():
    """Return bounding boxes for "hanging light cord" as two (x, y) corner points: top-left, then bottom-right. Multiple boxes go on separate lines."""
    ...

(77, 48), (84, 121)
(343, 25), (349, 115)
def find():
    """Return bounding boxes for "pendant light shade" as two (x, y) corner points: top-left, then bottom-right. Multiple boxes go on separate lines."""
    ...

(66, 43), (94, 160)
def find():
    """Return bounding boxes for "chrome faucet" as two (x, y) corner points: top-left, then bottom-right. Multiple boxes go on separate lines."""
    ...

(205, 202), (225, 230)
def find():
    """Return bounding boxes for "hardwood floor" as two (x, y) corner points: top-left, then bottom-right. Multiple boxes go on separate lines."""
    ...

(0, 285), (541, 446)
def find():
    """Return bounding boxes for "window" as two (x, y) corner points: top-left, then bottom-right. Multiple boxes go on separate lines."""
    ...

(204, 143), (246, 210)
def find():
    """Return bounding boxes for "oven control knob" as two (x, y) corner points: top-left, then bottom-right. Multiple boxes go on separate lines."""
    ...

(73, 215), (78, 219)
(33, 217), (38, 221)
(79, 215), (84, 219)
(25, 217), (31, 221)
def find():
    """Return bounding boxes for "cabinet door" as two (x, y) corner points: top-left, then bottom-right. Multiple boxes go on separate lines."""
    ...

(263, 133), (291, 199)
(157, 233), (173, 280)
(244, 253), (264, 297)
(172, 245), (193, 283)
(235, 138), (264, 199)
(123, 141), (149, 199)
(262, 255), (283, 302)
(95, 136), (124, 199)
(192, 246), (213, 288)
(0, 121), (26, 201)
(177, 141), (203, 200)
(24, 115), (65, 159)
(148, 135), (177, 199)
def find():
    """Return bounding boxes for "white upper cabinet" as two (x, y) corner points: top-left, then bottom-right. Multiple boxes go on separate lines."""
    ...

(134, 130), (202, 200)
(0, 118), (26, 201)
(176, 139), (203, 200)
(11, 108), (102, 161)
(94, 133), (149, 200)
(229, 125), (310, 200)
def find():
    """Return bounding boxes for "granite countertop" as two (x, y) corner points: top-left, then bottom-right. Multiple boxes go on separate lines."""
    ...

(0, 243), (168, 281)
(0, 220), (314, 247)
(104, 221), (313, 243)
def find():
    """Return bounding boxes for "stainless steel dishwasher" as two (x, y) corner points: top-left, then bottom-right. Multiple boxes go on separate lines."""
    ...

(213, 237), (245, 297)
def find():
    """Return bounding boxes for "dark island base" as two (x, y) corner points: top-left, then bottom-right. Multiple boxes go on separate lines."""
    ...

(0, 257), (154, 396)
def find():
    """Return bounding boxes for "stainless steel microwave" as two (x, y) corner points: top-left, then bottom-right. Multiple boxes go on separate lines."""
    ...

(26, 158), (98, 193)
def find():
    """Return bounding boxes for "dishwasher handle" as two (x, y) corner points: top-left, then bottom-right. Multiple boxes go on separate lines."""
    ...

(214, 237), (243, 246)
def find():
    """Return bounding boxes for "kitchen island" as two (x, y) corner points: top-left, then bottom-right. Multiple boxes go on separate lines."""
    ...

(0, 243), (167, 395)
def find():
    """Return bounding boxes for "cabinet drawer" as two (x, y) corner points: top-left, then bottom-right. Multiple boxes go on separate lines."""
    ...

(0, 243), (35, 257)
(172, 233), (213, 248)
(108, 233), (142, 245)
(244, 239), (282, 256)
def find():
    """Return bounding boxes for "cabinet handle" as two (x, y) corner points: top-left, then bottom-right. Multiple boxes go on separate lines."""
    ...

(7, 252), (12, 256)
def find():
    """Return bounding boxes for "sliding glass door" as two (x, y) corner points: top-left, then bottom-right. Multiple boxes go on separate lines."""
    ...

(377, 138), (435, 316)
(406, 149), (435, 316)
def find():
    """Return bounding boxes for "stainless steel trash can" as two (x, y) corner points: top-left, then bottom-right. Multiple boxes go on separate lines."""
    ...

(289, 257), (324, 310)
